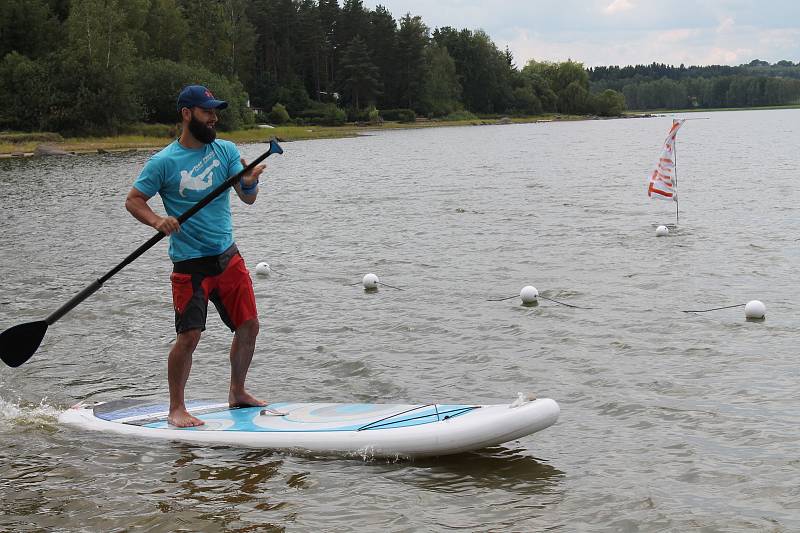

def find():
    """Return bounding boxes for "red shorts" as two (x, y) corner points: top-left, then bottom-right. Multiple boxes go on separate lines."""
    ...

(170, 253), (257, 333)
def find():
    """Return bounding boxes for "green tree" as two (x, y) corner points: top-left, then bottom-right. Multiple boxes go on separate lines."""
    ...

(0, 0), (62, 59)
(133, 58), (253, 130)
(48, 54), (141, 134)
(274, 76), (311, 115)
(519, 65), (558, 112)
(296, 0), (326, 100)
(558, 80), (589, 114)
(535, 60), (589, 94)
(178, 0), (233, 71)
(247, 0), (302, 109)
(340, 36), (380, 109)
(421, 43), (461, 116)
(118, 0), (151, 59)
(366, 6), (399, 108)
(433, 27), (513, 113)
(512, 86), (543, 115)
(0, 53), (52, 130)
(65, 0), (137, 68)
(503, 45), (514, 68)
(318, 0), (340, 96)
(522, 59), (593, 113)
(56, 0), (141, 134)
(142, 0), (189, 62)
(396, 14), (429, 110)
(220, 0), (257, 85)
(590, 89), (626, 116)
(338, 0), (369, 52)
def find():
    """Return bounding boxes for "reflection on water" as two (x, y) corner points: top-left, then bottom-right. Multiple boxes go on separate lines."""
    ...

(389, 446), (564, 495)
(2, 110), (800, 530)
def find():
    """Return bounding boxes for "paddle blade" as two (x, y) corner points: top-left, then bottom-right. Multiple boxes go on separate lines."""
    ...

(0, 321), (48, 367)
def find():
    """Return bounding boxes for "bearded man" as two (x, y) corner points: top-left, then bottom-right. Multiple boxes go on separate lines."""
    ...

(125, 85), (266, 427)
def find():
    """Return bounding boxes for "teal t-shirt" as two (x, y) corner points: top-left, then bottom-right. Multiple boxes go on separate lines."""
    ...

(134, 139), (245, 262)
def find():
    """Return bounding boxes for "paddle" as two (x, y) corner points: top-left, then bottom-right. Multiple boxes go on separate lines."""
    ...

(0, 138), (283, 368)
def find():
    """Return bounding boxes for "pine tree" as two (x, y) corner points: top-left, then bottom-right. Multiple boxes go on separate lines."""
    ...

(340, 35), (380, 109)
(396, 13), (429, 110)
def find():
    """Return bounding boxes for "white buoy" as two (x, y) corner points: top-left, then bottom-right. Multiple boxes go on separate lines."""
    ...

(655, 225), (669, 237)
(255, 262), (271, 276)
(744, 300), (766, 320)
(362, 273), (379, 290)
(520, 285), (539, 304)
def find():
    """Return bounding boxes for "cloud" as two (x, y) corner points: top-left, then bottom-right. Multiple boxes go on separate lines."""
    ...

(716, 16), (735, 34)
(706, 47), (749, 64)
(605, 0), (634, 14)
(363, 0), (800, 66)
(657, 29), (695, 43)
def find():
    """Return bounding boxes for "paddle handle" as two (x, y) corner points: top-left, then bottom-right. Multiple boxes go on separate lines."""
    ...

(46, 279), (102, 325)
(43, 139), (283, 326)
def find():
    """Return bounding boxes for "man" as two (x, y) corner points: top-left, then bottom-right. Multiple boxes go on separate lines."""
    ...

(126, 85), (266, 427)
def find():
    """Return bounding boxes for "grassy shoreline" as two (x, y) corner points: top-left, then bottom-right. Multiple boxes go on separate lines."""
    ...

(0, 114), (620, 158)
(3, 104), (798, 158)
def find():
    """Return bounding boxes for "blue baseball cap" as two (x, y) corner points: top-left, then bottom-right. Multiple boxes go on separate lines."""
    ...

(176, 85), (228, 111)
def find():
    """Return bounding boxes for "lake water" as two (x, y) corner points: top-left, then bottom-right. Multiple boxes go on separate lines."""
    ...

(1, 110), (799, 531)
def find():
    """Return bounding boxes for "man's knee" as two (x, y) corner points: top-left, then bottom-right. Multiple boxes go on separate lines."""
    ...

(174, 329), (202, 352)
(236, 318), (259, 340)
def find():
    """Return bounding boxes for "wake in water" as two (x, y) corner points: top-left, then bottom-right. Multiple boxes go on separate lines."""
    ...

(0, 396), (61, 430)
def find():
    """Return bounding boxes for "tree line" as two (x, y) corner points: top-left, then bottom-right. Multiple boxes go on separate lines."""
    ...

(2, 1), (796, 136)
(0, 0), (626, 136)
(589, 60), (800, 110)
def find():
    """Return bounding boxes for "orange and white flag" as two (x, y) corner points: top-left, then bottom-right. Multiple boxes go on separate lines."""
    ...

(647, 119), (684, 201)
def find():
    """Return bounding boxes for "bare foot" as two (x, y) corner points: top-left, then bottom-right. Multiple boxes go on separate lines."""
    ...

(168, 409), (205, 428)
(229, 390), (267, 408)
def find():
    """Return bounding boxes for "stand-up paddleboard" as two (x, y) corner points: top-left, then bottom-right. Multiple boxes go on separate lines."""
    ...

(59, 394), (559, 458)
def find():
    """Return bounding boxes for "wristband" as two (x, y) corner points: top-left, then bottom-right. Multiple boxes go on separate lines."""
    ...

(241, 179), (259, 194)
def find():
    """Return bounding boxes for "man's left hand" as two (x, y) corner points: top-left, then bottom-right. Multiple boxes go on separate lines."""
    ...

(240, 157), (265, 187)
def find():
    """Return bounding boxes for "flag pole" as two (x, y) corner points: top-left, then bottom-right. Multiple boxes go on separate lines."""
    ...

(674, 119), (679, 227)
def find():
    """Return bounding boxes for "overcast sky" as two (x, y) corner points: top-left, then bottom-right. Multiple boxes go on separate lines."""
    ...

(363, 0), (800, 67)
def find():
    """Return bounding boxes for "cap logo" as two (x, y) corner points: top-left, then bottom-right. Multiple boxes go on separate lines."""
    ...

(204, 90), (214, 98)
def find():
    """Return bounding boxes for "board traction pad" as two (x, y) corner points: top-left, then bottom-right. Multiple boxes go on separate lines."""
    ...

(91, 399), (478, 430)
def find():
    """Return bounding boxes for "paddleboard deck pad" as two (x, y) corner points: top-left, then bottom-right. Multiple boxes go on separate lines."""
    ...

(59, 394), (559, 458)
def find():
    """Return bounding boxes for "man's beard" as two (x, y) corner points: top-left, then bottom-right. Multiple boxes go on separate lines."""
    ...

(188, 114), (217, 144)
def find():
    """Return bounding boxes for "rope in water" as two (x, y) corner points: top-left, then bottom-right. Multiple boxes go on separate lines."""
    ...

(682, 303), (744, 313)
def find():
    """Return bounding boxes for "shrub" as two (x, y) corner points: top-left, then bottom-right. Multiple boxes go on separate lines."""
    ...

(296, 104), (346, 126)
(273, 80), (310, 116)
(367, 106), (381, 125)
(379, 108), (416, 122)
(345, 107), (364, 122)
(320, 105), (346, 126)
(345, 106), (381, 123)
(442, 110), (478, 121)
(119, 123), (174, 137)
(268, 103), (290, 124)
(0, 132), (63, 143)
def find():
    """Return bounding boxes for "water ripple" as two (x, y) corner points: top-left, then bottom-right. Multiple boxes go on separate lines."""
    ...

(1, 110), (799, 530)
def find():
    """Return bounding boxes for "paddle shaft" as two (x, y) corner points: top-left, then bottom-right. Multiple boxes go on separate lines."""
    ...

(44, 140), (281, 326)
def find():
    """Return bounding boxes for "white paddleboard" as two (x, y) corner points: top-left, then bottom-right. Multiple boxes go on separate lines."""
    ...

(59, 394), (559, 458)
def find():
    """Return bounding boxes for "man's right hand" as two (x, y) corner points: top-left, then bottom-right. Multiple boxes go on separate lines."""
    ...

(154, 216), (180, 235)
